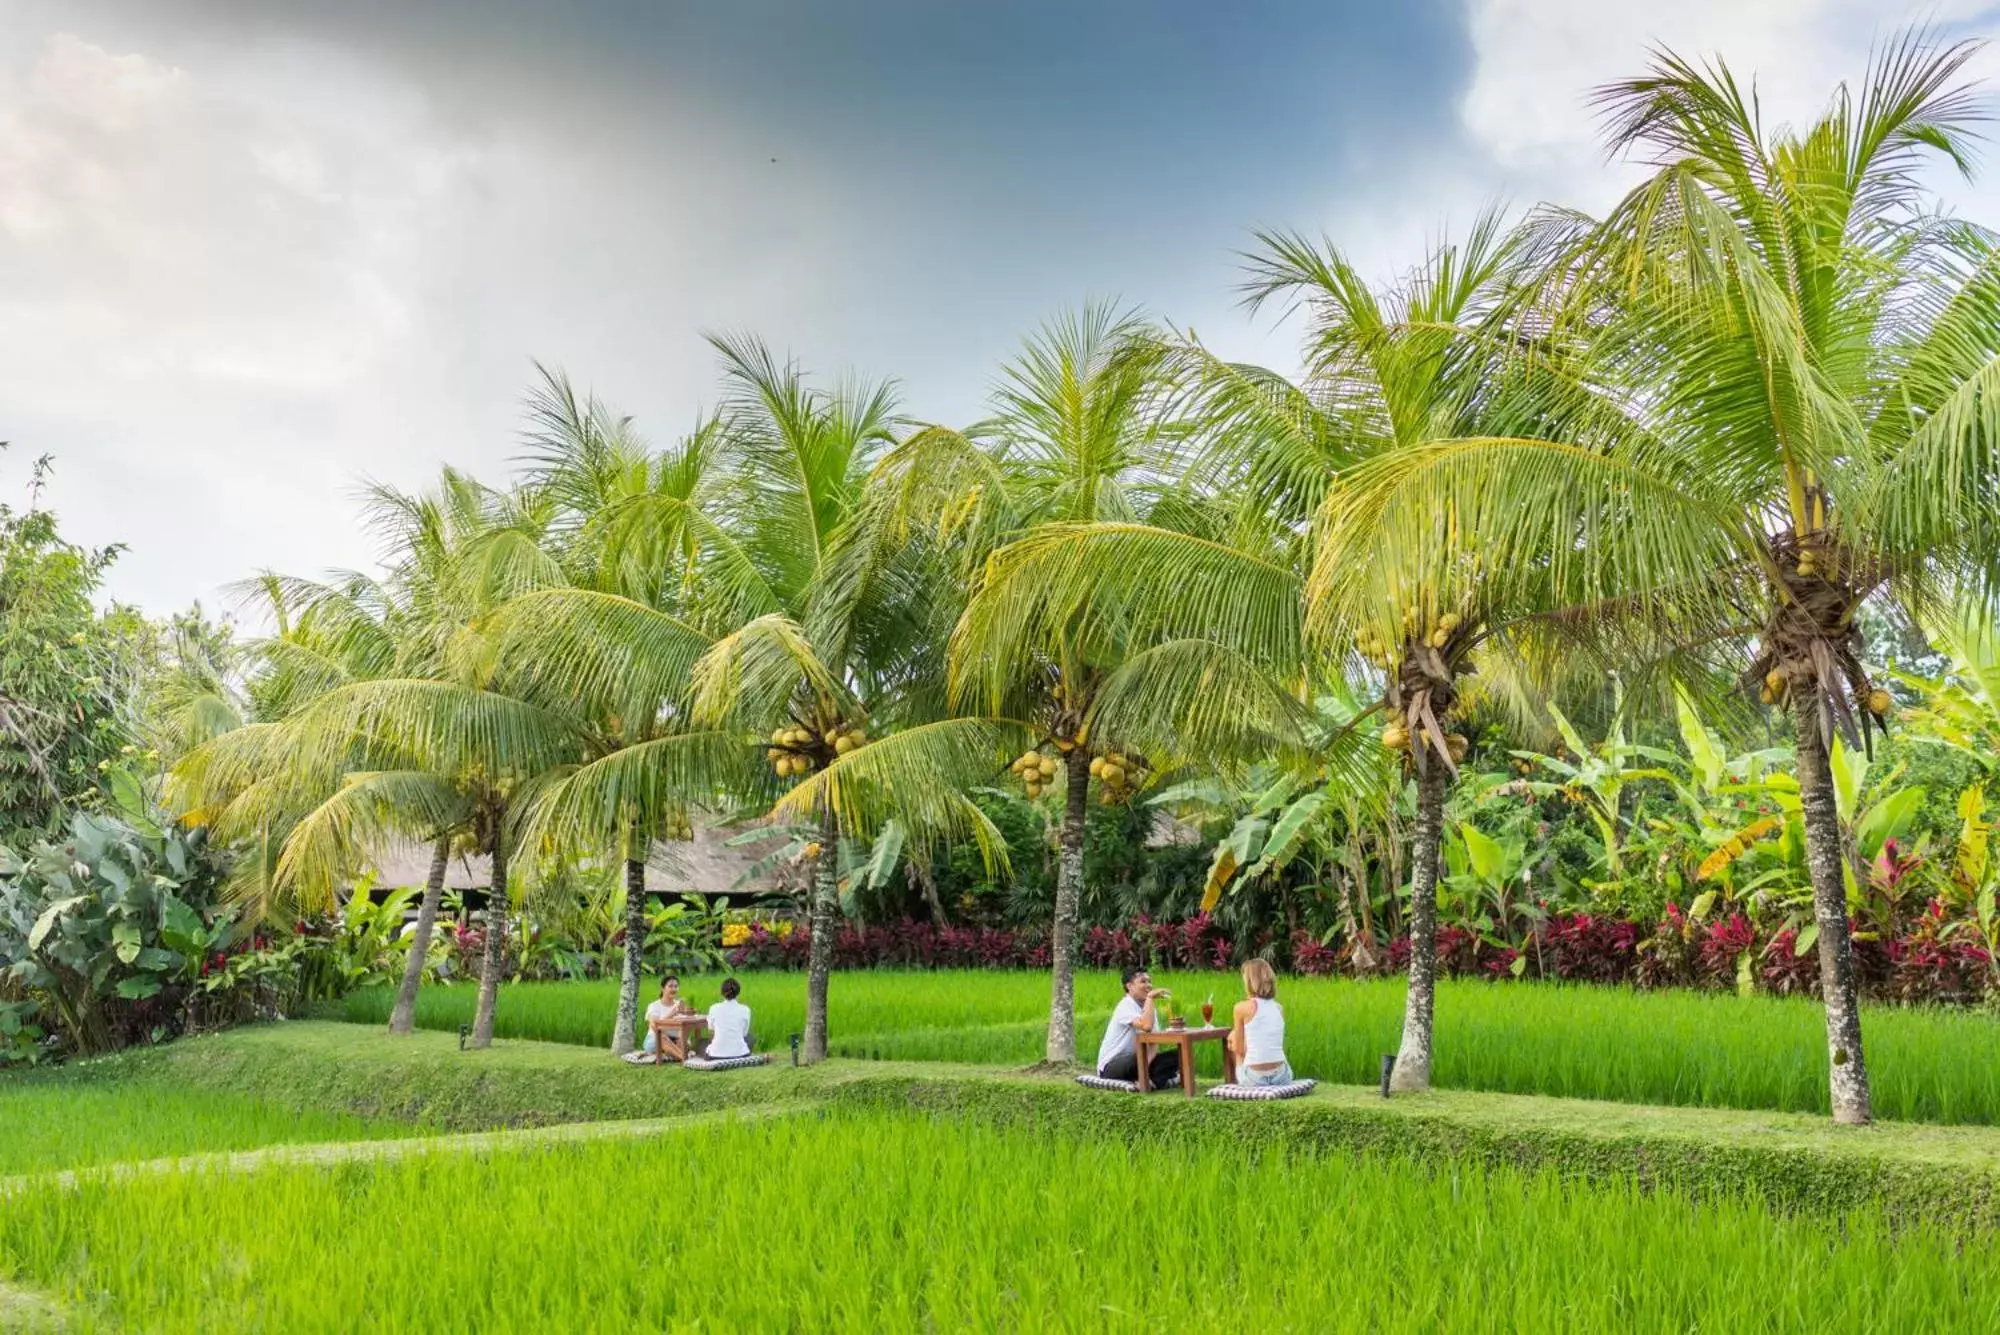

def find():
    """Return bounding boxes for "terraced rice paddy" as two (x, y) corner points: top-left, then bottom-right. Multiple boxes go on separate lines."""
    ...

(0, 1075), (404, 1176)
(344, 969), (2000, 1124)
(2, 1106), (1993, 1333)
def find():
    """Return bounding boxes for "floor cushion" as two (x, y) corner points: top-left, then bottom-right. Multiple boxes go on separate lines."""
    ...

(1206, 1079), (1317, 1101)
(683, 1053), (770, 1072)
(1073, 1074), (1139, 1093)
(619, 1049), (678, 1065)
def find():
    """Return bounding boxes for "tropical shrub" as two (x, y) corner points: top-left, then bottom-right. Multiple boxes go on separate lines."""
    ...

(0, 787), (234, 1052)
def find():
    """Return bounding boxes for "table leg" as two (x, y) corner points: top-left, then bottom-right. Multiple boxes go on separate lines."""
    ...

(1180, 1037), (1196, 1097)
(1135, 1041), (1150, 1092)
(1224, 1041), (1237, 1086)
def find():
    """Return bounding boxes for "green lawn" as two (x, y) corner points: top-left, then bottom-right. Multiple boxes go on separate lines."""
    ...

(4, 1104), (1996, 1333)
(0, 1067), (405, 1176)
(343, 969), (2000, 1124)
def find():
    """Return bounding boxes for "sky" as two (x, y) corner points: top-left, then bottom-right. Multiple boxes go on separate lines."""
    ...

(4, 0), (2000, 613)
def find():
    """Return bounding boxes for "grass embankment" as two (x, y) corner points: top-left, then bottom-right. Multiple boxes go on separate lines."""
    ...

(0, 1063), (405, 1175)
(105, 1023), (2000, 1231)
(345, 969), (2000, 1124)
(5, 1106), (1997, 1333)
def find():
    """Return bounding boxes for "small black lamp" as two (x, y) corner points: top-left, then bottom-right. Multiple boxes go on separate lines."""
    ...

(1379, 1053), (1396, 1098)
(789, 1033), (801, 1066)
(458, 1023), (469, 1051)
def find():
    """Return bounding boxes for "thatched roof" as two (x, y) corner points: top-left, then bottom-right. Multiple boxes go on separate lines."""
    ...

(359, 822), (790, 899)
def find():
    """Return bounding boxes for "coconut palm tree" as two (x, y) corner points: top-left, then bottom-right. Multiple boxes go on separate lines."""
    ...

(952, 219), (1699, 1091)
(499, 369), (745, 1055)
(670, 331), (948, 1063)
(174, 472), (585, 1046)
(784, 304), (1317, 1065)
(1502, 32), (2000, 1122)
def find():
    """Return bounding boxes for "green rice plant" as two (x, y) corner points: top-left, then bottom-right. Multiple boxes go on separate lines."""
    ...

(0, 1078), (403, 1175)
(2, 1108), (1995, 1332)
(343, 970), (2000, 1124)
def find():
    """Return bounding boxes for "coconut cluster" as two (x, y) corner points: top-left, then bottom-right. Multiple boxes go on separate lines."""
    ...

(1011, 749), (1059, 798)
(1758, 667), (1892, 719)
(766, 720), (867, 779)
(1087, 750), (1145, 805)
(1357, 608), (1465, 669)
(1381, 722), (1469, 764)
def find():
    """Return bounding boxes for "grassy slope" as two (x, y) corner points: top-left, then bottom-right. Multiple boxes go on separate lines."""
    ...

(113, 1021), (2000, 1230)
(8, 1108), (1995, 1334)
(344, 969), (2000, 1124)
(0, 1066), (406, 1176)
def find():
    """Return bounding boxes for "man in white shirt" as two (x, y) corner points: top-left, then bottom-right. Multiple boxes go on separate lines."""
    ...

(1095, 966), (1179, 1088)
(703, 976), (754, 1059)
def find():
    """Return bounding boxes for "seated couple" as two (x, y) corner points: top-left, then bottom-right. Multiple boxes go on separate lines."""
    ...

(643, 975), (754, 1060)
(1095, 960), (1292, 1087)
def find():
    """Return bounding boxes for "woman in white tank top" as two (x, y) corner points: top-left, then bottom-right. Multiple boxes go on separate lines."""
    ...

(1229, 957), (1292, 1086)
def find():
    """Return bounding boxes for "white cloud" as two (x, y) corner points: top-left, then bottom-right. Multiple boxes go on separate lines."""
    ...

(0, 32), (495, 608)
(1457, 1), (2000, 215)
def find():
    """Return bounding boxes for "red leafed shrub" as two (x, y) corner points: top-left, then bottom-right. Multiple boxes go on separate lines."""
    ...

(1435, 925), (1488, 977)
(1290, 931), (1340, 976)
(1537, 913), (1640, 984)
(1883, 899), (1993, 1003)
(1758, 928), (1819, 996)
(1695, 912), (1757, 986)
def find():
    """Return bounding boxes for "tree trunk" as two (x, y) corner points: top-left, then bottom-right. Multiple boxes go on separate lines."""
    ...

(802, 806), (839, 1063)
(469, 829), (509, 1050)
(1045, 752), (1091, 1065)
(388, 836), (450, 1035)
(909, 859), (947, 925)
(1792, 694), (1873, 1125)
(610, 856), (648, 1056)
(1390, 759), (1449, 1093)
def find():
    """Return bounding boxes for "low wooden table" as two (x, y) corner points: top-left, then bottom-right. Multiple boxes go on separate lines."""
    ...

(1135, 1025), (1235, 1096)
(648, 1014), (709, 1065)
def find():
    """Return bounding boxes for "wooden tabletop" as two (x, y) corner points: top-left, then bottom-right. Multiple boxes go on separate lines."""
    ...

(1135, 1025), (1236, 1095)
(647, 1013), (708, 1065)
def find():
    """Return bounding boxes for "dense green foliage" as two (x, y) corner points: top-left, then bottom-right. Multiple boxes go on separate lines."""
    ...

(343, 970), (2000, 1124)
(3, 1107), (1996, 1332)
(0, 456), (137, 838)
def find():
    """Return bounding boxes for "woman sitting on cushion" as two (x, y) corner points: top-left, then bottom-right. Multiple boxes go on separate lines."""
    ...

(701, 977), (753, 1059)
(1228, 958), (1291, 1086)
(642, 975), (694, 1056)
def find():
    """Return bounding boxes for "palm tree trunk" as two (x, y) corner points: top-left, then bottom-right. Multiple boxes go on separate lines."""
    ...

(1045, 752), (1091, 1065)
(1390, 759), (1449, 1093)
(388, 836), (450, 1035)
(802, 806), (839, 1063)
(909, 860), (947, 924)
(610, 856), (648, 1056)
(470, 829), (509, 1050)
(1792, 695), (1873, 1124)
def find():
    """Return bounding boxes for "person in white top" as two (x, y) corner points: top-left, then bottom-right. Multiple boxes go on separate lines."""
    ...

(1228, 957), (1291, 1086)
(1095, 967), (1180, 1088)
(641, 975), (694, 1056)
(702, 976), (754, 1059)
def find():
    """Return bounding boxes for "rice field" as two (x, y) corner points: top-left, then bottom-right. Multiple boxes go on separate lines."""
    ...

(343, 969), (2000, 1125)
(1, 1106), (1991, 1333)
(0, 1078), (405, 1176)
(344, 971), (2000, 1127)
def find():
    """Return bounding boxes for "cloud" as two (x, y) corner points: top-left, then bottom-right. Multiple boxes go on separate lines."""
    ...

(0, 31), (499, 608)
(1457, 1), (2000, 214)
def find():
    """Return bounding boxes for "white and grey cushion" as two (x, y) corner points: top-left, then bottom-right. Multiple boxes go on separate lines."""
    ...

(682, 1053), (770, 1072)
(1073, 1074), (1139, 1093)
(619, 1049), (677, 1066)
(1206, 1079), (1317, 1101)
